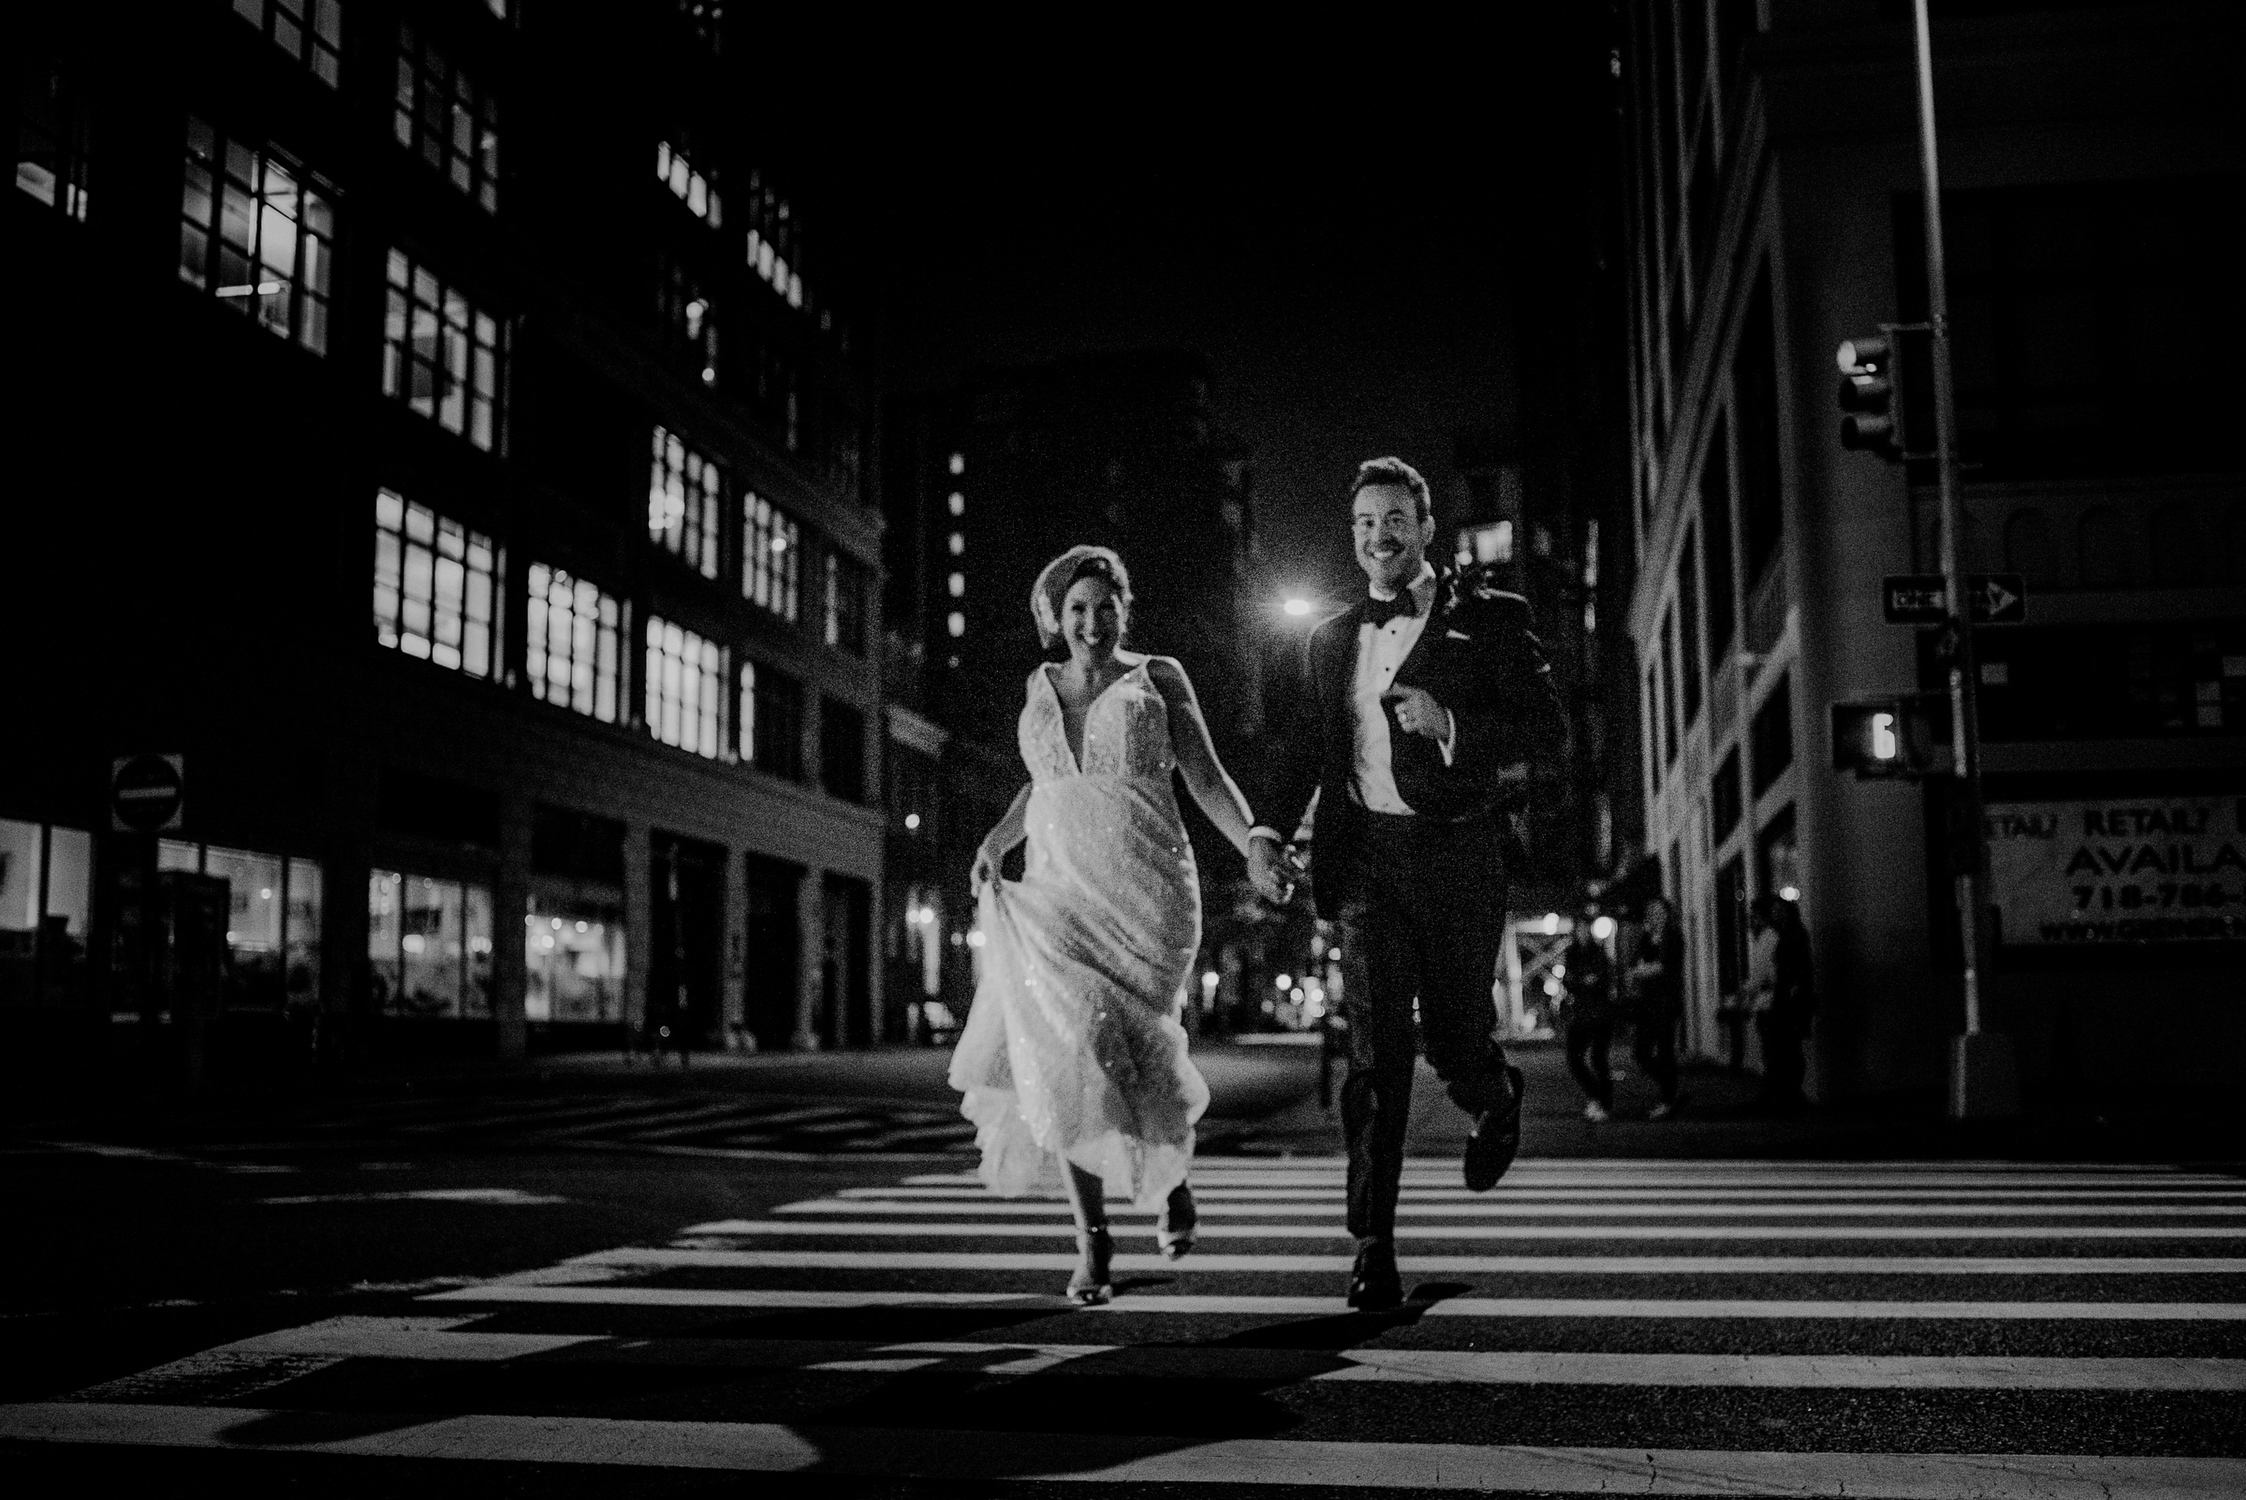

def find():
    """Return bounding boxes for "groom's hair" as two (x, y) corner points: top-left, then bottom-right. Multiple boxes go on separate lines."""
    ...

(1350, 457), (1432, 521)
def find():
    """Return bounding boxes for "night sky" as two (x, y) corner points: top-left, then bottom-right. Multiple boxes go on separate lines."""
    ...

(806, 21), (1615, 604)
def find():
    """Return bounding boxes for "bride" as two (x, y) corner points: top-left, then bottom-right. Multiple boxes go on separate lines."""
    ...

(949, 545), (1288, 1304)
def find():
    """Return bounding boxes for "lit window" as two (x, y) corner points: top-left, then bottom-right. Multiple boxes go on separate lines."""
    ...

(16, 60), (92, 220)
(742, 492), (800, 622)
(657, 254), (718, 386)
(1, 818), (98, 1009)
(824, 550), (868, 655)
(648, 426), (723, 578)
(526, 562), (622, 722)
(179, 118), (334, 355)
(947, 572), (965, 598)
(1455, 520), (1513, 567)
(394, 24), (501, 214)
(368, 869), (493, 1018)
(742, 171), (811, 313)
(525, 893), (624, 1024)
(656, 139), (721, 228)
(947, 612), (965, 637)
(948, 532), (964, 555)
(373, 489), (498, 677)
(947, 453), (965, 475)
(381, 249), (506, 450)
(151, 838), (322, 1011)
(646, 616), (724, 759)
(741, 658), (803, 779)
(233, 0), (342, 87)
(947, 491), (965, 516)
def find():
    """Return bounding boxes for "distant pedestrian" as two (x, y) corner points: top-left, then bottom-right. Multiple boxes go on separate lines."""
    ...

(1625, 896), (1685, 1119)
(1749, 895), (1816, 1112)
(1559, 915), (1617, 1121)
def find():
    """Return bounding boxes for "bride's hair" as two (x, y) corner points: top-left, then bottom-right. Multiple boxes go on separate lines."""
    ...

(1030, 545), (1133, 649)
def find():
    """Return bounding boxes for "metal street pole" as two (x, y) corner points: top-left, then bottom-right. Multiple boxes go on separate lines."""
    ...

(1910, 0), (2017, 1118)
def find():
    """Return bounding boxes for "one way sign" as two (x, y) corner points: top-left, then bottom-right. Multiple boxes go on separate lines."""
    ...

(1882, 573), (2027, 626)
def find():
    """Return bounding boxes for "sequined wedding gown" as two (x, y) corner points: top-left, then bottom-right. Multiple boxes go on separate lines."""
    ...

(949, 660), (1210, 1208)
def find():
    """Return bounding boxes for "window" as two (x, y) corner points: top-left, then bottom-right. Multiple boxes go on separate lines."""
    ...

(233, 0), (342, 87)
(179, 118), (334, 355)
(373, 489), (498, 678)
(742, 492), (799, 621)
(743, 172), (806, 309)
(1712, 747), (1743, 841)
(393, 24), (500, 213)
(1661, 606), (1682, 765)
(656, 139), (720, 227)
(0, 819), (94, 1010)
(1756, 804), (1801, 904)
(382, 249), (506, 450)
(525, 893), (624, 1024)
(646, 616), (724, 758)
(1455, 521), (1513, 567)
(158, 839), (321, 1013)
(825, 550), (868, 655)
(1734, 267), (1783, 589)
(1750, 672), (1793, 796)
(657, 254), (718, 387)
(1714, 854), (1745, 999)
(16, 58), (91, 220)
(1701, 414), (1736, 663)
(526, 562), (622, 722)
(1679, 526), (1703, 726)
(822, 696), (866, 803)
(742, 660), (803, 780)
(368, 869), (492, 1019)
(648, 427), (723, 578)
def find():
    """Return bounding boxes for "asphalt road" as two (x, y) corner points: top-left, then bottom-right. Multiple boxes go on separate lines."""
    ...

(5, 1048), (2245, 1495)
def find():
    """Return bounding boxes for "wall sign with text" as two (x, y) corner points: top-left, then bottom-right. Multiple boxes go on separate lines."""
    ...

(1986, 796), (2246, 946)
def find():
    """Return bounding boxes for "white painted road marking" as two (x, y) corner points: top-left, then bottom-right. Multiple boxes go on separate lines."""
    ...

(774, 1197), (2246, 1219)
(6, 1403), (2243, 1496)
(681, 1216), (2246, 1241)
(257, 1188), (570, 1206)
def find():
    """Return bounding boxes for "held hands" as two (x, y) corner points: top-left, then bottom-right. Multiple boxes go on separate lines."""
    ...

(1382, 685), (1452, 743)
(970, 846), (1001, 898)
(1246, 832), (1304, 906)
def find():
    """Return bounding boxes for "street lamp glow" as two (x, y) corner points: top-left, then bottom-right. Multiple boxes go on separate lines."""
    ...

(1282, 597), (1312, 617)
(1591, 915), (1616, 942)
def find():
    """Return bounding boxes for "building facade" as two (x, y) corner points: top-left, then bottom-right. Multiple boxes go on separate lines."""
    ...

(5, 1), (886, 1080)
(1617, 0), (2243, 1108)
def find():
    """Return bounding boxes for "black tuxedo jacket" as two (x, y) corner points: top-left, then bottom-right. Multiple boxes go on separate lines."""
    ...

(1265, 565), (1566, 919)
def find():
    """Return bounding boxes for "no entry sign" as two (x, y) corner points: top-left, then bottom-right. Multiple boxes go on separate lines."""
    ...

(110, 753), (185, 834)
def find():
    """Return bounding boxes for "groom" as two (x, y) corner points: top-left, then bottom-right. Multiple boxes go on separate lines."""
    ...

(1250, 457), (1565, 1310)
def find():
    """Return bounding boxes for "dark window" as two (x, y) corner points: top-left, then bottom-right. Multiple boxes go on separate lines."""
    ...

(1715, 0), (1756, 120)
(1895, 178), (2245, 480)
(1714, 853), (1746, 998)
(1750, 672), (1793, 796)
(1712, 746), (1742, 840)
(1701, 414), (1736, 663)
(1680, 526), (1704, 726)
(377, 767), (499, 848)
(825, 550), (868, 655)
(1952, 621), (2244, 741)
(233, 0), (341, 87)
(1756, 803), (1800, 901)
(1734, 267), (1783, 588)
(381, 248), (506, 450)
(393, 23), (500, 214)
(16, 56), (91, 221)
(657, 253), (718, 387)
(821, 697), (866, 803)
(1662, 606), (1683, 765)
(531, 806), (626, 885)
(179, 118), (334, 355)
(743, 660), (802, 780)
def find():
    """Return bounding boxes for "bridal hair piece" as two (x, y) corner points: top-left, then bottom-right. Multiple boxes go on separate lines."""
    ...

(1030, 544), (1133, 649)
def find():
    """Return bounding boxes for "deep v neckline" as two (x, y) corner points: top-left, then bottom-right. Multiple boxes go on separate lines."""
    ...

(1044, 660), (1141, 776)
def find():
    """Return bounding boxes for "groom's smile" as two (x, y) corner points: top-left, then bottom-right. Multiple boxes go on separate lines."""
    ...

(1352, 482), (1434, 593)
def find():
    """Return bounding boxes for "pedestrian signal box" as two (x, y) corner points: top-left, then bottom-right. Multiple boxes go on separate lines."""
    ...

(1831, 694), (1950, 780)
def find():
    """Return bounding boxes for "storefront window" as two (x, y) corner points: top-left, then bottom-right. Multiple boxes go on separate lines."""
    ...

(1757, 804), (1802, 905)
(524, 892), (625, 1023)
(144, 838), (318, 1012)
(369, 868), (492, 1018)
(0, 819), (43, 1007)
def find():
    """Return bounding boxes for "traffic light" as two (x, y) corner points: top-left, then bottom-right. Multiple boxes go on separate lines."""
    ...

(1830, 694), (1949, 780)
(1836, 334), (1905, 460)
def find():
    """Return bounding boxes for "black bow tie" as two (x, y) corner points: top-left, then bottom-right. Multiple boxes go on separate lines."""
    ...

(1362, 589), (1419, 628)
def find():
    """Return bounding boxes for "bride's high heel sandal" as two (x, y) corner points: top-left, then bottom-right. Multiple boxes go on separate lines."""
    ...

(1157, 1182), (1198, 1261)
(1067, 1227), (1114, 1305)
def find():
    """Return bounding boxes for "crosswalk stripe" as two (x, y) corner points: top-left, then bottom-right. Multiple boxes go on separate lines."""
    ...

(9, 1402), (2241, 1495)
(775, 1197), (2246, 1218)
(568, 1247), (2246, 1275)
(420, 1285), (2246, 1319)
(856, 1184), (2246, 1201)
(682, 1216), (2246, 1240)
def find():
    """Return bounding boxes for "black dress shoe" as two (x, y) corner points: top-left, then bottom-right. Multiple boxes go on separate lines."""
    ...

(1464, 1064), (1525, 1192)
(1347, 1239), (1403, 1311)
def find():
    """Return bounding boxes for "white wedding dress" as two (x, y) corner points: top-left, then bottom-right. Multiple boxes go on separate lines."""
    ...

(949, 660), (1210, 1209)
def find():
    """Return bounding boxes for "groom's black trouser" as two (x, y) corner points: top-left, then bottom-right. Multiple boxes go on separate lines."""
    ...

(1332, 810), (1511, 1242)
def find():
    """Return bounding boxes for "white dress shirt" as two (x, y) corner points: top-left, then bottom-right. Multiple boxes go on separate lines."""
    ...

(1351, 563), (1454, 815)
